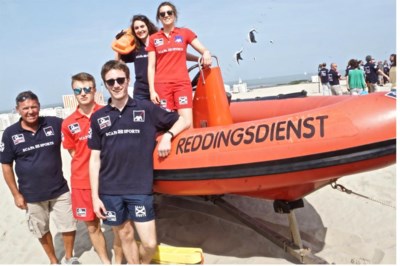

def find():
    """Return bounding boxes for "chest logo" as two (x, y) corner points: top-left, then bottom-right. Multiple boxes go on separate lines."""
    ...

(12, 134), (25, 145)
(43, 126), (55, 137)
(174, 35), (183, 43)
(68, 123), (81, 134)
(97, 116), (111, 129)
(154, 38), (164, 47)
(133, 110), (145, 122)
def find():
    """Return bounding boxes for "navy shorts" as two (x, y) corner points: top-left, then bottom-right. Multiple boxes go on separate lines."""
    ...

(100, 194), (155, 226)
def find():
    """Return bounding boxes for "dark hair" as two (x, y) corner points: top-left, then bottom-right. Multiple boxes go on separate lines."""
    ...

(130, 14), (158, 50)
(15, 90), (39, 106)
(71, 72), (96, 88)
(349, 59), (359, 69)
(390, 54), (396, 67)
(156, 1), (178, 23)
(101, 60), (130, 82)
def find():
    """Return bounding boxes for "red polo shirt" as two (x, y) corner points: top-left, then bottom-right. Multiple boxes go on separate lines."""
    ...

(147, 27), (197, 83)
(62, 104), (103, 189)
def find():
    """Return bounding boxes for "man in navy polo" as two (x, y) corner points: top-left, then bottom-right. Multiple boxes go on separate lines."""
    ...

(318, 63), (331, 95)
(0, 91), (80, 264)
(364, 55), (390, 93)
(88, 60), (188, 264)
(328, 63), (343, 95)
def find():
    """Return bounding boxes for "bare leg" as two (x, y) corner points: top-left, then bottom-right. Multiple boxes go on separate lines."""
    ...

(38, 231), (59, 264)
(86, 219), (111, 264)
(114, 221), (140, 264)
(135, 220), (157, 264)
(178, 108), (193, 129)
(61, 231), (76, 260)
(112, 227), (124, 264)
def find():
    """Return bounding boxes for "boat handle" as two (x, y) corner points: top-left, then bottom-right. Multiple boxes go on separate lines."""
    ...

(198, 55), (219, 85)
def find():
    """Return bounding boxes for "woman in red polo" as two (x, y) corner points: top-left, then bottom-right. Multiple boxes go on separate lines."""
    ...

(147, 1), (212, 128)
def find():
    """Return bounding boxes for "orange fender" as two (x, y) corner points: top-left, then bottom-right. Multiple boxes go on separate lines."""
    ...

(111, 28), (136, 54)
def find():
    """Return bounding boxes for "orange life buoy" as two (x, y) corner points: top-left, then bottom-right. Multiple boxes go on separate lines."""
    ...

(111, 28), (136, 54)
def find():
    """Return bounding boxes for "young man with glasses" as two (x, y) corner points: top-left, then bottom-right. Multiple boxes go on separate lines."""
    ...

(0, 91), (80, 264)
(61, 72), (124, 264)
(88, 60), (188, 264)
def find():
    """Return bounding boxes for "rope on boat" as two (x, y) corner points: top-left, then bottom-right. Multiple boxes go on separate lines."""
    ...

(330, 182), (396, 209)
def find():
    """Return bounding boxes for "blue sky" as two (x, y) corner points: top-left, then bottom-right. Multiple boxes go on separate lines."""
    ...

(0, 0), (396, 112)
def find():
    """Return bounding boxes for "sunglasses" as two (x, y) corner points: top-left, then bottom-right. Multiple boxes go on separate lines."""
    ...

(73, 87), (93, 95)
(159, 10), (174, 18)
(105, 77), (126, 87)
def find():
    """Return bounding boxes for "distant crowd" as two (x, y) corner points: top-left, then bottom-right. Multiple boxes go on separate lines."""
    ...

(318, 53), (396, 96)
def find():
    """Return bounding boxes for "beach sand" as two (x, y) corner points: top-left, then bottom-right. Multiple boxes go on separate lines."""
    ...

(0, 82), (396, 264)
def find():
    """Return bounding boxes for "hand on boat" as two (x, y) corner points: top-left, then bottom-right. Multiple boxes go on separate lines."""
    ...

(158, 134), (173, 158)
(201, 50), (212, 68)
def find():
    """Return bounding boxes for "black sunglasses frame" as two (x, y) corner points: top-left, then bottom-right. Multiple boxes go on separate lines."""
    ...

(105, 77), (126, 87)
(159, 10), (174, 18)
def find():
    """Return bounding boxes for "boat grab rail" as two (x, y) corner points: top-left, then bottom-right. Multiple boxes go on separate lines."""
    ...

(197, 55), (219, 85)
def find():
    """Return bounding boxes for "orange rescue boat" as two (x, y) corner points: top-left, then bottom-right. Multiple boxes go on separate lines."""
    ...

(152, 64), (396, 201)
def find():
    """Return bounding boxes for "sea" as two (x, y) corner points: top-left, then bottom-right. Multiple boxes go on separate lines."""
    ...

(225, 73), (317, 89)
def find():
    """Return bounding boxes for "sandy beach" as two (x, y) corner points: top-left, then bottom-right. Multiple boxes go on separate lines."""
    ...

(0, 81), (396, 264)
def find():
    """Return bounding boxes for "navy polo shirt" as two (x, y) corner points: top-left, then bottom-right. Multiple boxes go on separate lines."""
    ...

(120, 44), (150, 100)
(0, 117), (69, 203)
(88, 97), (179, 195)
(364, 62), (378, 83)
(318, 68), (329, 83)
(328, 69), (341, 85)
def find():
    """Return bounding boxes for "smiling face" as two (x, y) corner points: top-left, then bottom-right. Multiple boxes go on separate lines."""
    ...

(17, 98), (40, 128)
(158, 5), (176, 27)
(104, 69), (129, 102)
(133, 20), (149, 42)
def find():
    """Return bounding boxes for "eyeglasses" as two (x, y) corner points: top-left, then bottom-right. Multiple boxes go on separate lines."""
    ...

(73, 87), (93, 95)
(159, 10), (174, 18)
(105, 77), (126, 87)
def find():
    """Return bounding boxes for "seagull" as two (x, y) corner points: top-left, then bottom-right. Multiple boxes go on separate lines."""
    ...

(248, 28), (257, 43)
(234, 48), (244, 64)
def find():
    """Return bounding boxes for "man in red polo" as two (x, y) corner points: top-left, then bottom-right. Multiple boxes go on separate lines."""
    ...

(62, 72), (123, 264)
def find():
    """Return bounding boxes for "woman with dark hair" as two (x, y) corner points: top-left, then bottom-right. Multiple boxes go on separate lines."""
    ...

(147, 1), (212, 128)
(347, 59), (367, 95)
(116, 15), (159, 100)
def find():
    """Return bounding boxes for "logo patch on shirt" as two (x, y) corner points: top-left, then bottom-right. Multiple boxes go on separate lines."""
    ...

(154, 38), (164, 47)
(178, 96), (188, 105)
(106, 211), (117, 222)
(76, 208), (87, 217)
(133, 110), (145, 122)
(12, 134), (25, 145)
(135, 206), (147, 218)
(43, 126), (55, 137)
(68, 123), (81, 134)
(97, 116), (111, 129)
(0, 142), (4, 152)
(174, 35), (183, 43)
